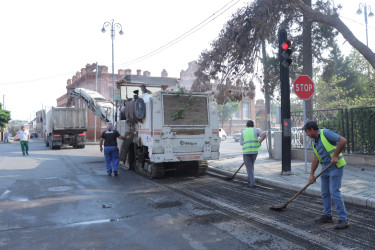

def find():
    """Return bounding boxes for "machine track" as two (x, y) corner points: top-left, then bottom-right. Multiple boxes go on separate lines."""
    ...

(149, 173), (375, 249)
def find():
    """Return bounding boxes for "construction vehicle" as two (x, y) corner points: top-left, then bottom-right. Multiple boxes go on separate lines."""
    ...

(66, 85), (220, 178)
(69, 88), (113, 123)
(45, 107), (87, 149)
(116, 87), (220, 178)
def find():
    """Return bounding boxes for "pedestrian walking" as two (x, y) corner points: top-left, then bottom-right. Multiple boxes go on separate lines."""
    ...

(99, 122), (126, 176)
(16, 126), (30, 156)
(240, 120), (266, 188)
(302, 120), (348, 229)
(4, 131), (9, 143)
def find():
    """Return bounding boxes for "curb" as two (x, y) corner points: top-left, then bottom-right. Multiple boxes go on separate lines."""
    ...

(208, 166), (375, 209)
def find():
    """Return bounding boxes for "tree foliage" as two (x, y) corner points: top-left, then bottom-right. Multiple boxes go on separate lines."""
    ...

(218, 101), (240, 126)
(316, 49), (375, 109)
(192, 0), (375, 105)
(0, 103), (11, 132)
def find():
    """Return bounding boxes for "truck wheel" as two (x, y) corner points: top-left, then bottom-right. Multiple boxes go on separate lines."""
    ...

(185, 161), (199, 175)
(145, 162), (164, 179)
(198, 162), (208, 176)
(134, 146), (164, 178)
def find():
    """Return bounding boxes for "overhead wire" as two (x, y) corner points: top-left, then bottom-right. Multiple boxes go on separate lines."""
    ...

(115, 0), (241, 67)
(2, 3), (372, 86)
(339, 15), (375, 30)
(0, 0), (240, 86)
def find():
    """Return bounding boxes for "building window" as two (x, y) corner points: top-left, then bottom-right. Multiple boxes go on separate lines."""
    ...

(233, 108), (239, 119)
(243, 102), (249, 119)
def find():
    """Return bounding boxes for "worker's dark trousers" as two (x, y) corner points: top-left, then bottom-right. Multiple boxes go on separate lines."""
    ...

(243, 153), (258, 186)
(20, 141), (29, 156)
(104, 146), (119, 173)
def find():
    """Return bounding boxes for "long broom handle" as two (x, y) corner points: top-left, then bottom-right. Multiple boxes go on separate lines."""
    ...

(230, 162), (245, 179)
(285, 163), (334, 206)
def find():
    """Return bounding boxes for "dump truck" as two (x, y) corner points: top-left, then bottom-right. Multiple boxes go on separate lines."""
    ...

(45, 107), (87, 149)
(116, 89), (220, 178)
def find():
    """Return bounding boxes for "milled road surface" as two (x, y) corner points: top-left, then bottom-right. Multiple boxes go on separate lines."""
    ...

(0, 141), (374, 249)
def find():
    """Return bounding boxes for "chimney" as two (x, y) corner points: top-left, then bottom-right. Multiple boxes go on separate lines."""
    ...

(72, 75), (77, 82)
(118, 69), (125, 75)
(81, 68), (86, 76)
(67, 79), (72, 85)
(125, 69), (131, 75)
(143, 71), (151, 77)
(180, 70), (185, 79)
(75, 71), (80, 78)
(137, 69), (142, 76)
(101, 66), (108, 73)
(161, 69), (168, 77)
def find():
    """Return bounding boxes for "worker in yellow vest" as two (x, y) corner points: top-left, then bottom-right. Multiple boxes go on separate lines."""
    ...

(240, 120), (266, 188)
(302, 120), (348, 229)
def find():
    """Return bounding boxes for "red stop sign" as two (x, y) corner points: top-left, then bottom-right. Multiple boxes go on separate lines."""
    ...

(294, 75), (314, 100)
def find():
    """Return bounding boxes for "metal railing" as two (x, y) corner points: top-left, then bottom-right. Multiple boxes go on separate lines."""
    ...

(291, 107), (375, 155)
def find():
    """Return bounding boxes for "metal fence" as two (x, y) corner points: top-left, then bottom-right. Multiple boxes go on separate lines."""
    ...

(291, 107), (375, 155)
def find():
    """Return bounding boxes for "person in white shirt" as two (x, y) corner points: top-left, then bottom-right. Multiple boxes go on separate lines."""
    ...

(16, 125), (30, 156)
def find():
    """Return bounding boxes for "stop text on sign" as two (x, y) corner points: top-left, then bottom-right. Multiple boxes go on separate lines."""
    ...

(293, 75), (315, 100)
(295, 83), (313, 92)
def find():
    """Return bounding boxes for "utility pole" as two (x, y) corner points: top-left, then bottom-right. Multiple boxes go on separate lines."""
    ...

(261, 40), (272, 158)
(95, 62), (98, 143)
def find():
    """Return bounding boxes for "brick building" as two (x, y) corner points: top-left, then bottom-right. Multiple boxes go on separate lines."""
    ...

(56, 63), (120, 141)
(56, 63), (178, 141)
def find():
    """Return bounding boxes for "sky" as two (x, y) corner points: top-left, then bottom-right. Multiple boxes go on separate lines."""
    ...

(0, 0), (374, 121)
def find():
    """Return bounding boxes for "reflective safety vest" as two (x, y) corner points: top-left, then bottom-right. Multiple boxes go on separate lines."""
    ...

(242, 128), (261, 153)
(312, 129), (346, 168)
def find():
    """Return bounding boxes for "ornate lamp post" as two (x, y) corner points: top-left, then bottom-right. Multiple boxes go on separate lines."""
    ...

(356, 3), (374, 47)
(101, 19), (123, 122)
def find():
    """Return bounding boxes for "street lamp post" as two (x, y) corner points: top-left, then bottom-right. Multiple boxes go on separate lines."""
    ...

(356, 3), (374, 47)
(101, 19), (123, 123)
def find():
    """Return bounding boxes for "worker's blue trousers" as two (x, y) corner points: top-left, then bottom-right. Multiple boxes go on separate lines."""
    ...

(104, 146), (119, 173)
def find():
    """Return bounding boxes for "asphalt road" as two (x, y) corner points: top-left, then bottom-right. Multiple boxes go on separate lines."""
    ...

(0, 140), (374, 249)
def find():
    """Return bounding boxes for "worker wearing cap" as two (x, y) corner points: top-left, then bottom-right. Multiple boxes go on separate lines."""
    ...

(140, 84), (152, 94)
(240, 120), (266, 188)
(303, 120), (348, 229)
(100, 122), (126, 176)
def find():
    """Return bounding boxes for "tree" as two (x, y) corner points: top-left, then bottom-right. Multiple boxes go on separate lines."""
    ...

(192, 0), (374, 105)
(294, 0), (375, 69)
(217, 101), (240, 128)
(322, 47), (362, 98)
(0, 103), (11, 133)
(316, 49), (375, 108)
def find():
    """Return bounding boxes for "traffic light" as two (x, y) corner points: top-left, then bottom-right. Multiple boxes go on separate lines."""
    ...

(278, 29), (291, 173)
(283, 119), (291, 137)
(280, 40), (292, 68)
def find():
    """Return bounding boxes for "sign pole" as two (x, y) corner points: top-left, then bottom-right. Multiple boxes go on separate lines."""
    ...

(293, 75), (315, 173)
(303, 100), (307, 172)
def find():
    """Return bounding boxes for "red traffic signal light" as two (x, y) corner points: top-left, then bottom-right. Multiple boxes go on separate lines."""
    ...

(280, 40), (292, 68)
(281, 40), (291, 50)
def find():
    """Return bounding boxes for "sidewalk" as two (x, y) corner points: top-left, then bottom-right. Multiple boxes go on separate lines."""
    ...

(208, 155), (375, 209)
